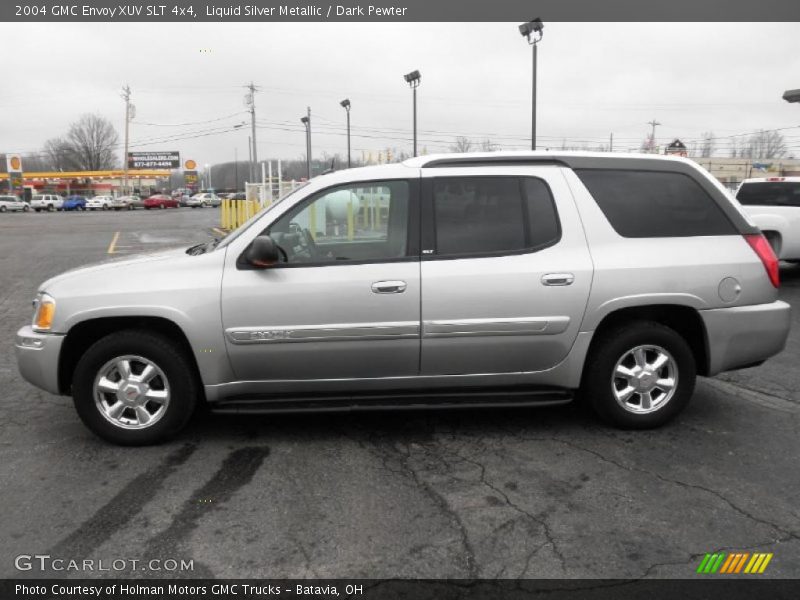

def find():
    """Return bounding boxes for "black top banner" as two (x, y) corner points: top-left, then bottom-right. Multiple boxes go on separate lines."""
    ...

(4, 0), (800, 22)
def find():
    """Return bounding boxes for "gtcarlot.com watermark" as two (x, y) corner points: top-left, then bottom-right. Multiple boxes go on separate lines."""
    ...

(14, 554), (194, 572)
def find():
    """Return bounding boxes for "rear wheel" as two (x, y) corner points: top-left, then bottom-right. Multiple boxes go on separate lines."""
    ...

(127, 204), (134, 211)
(0, 206), (7, 213)
(159, 203), (165, 209)
(47, 204), (55, 212)
(72, 330), (198, 445)
(23, 205), (30, 212)
(581, 321), (696, 429)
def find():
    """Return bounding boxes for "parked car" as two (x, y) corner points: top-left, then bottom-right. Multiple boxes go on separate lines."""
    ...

(143, 194), (179, 210)
(175, 194), (192, 207)
(0, 195), (30, 212)
(62, 195), (87, 211)
(187, 192), (221, 208)
(86, 195), (114, 211)
(735, 176), (800, 262)
(30, 194), (64, 212)
(110, 195), (143, 210)
(228, 192), (247, 201)
(14, 152), (791, 445)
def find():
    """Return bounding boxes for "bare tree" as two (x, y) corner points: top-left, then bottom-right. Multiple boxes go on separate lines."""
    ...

(450, 136), (473, 153)
(43, 137), (78, 171)
(640, 133), (656, 153)
(740, 130), (786, 159)
(478, 138), (500, 152)
(699, 131), (716, 158)
(64, 114), (119, 170)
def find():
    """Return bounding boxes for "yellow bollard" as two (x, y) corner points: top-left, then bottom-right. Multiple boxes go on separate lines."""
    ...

(347, 200), (354, 241)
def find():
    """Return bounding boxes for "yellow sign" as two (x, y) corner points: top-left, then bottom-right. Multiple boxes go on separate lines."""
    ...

(9, 156), (21, 171)
(185, 159), (197, 170)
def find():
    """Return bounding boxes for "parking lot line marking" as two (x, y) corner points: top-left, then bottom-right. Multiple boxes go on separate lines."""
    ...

(107, 231), (120, 255)
(212, 227), (227, 237)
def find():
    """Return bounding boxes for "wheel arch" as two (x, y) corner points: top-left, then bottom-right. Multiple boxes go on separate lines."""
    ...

(58, 316), (204, 397)
(585, 304), (709, 377)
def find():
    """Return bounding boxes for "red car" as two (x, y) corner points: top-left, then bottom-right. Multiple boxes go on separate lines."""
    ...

(143, 194), (179, 210)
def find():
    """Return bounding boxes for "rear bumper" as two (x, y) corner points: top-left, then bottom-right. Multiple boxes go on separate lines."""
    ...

(14, 325), (64, 395)
(701, 301), (791, 375)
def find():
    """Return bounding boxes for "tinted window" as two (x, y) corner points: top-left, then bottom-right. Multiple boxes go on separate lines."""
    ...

(737, 181), (800, 207)
(432, 176), (560, 256)
(576, 169), (736, 237)
(268, 180), (409, 264)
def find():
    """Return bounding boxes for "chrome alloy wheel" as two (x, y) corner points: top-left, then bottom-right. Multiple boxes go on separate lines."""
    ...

(611, 345), (678, 414)
(93, 355), (170, 429)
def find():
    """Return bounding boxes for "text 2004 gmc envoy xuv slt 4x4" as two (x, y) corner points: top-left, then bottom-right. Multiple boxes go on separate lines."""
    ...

(15, 152), (791, 445)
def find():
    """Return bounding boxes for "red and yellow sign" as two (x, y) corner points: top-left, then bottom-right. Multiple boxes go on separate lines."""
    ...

(185, 159), (197, 170)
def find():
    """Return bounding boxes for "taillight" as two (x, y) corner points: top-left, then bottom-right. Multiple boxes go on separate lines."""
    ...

(744, 233), (779, 288)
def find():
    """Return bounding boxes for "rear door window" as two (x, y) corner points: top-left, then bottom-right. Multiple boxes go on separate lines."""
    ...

(576, 169), (736, 237)
(431, 176), (560, 257)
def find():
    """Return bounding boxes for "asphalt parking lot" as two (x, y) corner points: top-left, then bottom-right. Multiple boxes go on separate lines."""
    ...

(0, 208), (799, 580)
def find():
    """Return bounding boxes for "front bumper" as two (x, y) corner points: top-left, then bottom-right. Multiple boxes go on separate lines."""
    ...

(15, 325), (65, 395)
(701, 300), (791, 376)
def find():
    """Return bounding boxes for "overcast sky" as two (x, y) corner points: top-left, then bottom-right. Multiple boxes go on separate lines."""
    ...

(2, 22), (800, 168)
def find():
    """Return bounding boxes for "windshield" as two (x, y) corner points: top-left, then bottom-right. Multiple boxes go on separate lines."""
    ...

(737, 181), (800, 207)
(214, 183), (309, 251)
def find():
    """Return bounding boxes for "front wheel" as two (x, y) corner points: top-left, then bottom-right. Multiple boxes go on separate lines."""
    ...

(72, 330), (199, 445)
(0, 206), (7, 213)
(580, 321), (696, 429)
(23, 205), (30, 212)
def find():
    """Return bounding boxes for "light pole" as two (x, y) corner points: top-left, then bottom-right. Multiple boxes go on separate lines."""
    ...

(519, 18), (544, 150)
(404, 70), (421, 157)
(301, 108), (312, 179)
(205, 163), (211, 190)
(340, 98), (351, 168)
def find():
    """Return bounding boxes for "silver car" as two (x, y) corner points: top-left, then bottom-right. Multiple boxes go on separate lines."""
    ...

(15, 152), (791, 445)
(0, 195), (30, 212)
(110, 195), (143, 210)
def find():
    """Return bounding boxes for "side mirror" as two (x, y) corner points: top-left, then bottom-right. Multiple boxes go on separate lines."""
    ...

(246, 235), (281, 268)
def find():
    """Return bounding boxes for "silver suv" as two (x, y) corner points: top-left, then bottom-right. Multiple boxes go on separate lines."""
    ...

(15, 152), (791, 445)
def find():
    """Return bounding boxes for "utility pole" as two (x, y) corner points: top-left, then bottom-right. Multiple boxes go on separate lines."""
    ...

(647, 119), (661, 153)
(609, 132), (613, 152)
(245, 82), (258, 182)
(301, 107), (312, 179)
(121, 85), (133, 194)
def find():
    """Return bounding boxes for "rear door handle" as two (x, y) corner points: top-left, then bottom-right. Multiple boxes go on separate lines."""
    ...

(371, 280), (407, 294)
(541, 273), (574, 286)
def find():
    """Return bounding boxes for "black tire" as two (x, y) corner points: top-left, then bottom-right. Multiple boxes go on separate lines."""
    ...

(35, 208), (41, 213)
(0, 206), (6, 213)
(127, 204), (134, 211)
(159, 203), (165, 209)
(581, 320), (696, 429)
(47, 205), (54, 212)
(72, 330), (199, 445)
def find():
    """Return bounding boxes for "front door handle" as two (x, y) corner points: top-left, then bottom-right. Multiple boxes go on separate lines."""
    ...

(371, 280), (407, 294)
(541, 273), (574, 286)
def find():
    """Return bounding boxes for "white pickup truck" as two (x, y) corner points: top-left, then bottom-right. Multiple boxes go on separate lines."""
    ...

(736, 177), (800, 262)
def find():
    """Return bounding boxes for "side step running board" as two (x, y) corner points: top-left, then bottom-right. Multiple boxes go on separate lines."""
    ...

(209, 388), (573, 415)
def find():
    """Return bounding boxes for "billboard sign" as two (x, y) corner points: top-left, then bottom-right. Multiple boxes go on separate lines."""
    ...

(6, 154), (23, 195)
(127, 151), (180, 169)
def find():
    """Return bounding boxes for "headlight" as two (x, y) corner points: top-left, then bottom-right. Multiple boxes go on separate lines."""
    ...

(32, 292), (56, 332)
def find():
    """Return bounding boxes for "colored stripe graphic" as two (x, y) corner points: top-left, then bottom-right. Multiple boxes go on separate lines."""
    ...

(700, 552), (774, 574)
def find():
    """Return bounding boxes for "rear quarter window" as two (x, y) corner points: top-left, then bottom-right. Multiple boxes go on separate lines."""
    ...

(576, 169), (736, 237)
